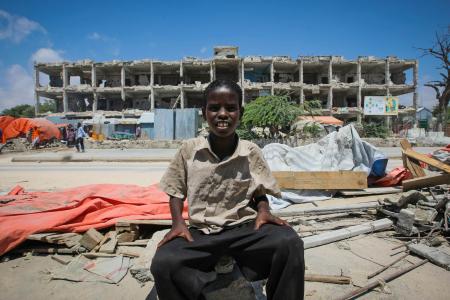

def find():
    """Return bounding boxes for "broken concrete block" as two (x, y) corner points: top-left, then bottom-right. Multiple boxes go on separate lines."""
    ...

(384, 190), (427, 208)
(202, 265), (255, 300)
(408, 243), (450, 270)
(79, 228), (104, 250)
(409, 205), (438, 224)
(130, 229), (169, 283)
(395, 209), (417, 236)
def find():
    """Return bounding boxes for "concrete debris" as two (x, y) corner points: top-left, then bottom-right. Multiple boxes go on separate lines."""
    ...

(383, 190), (428, 207)
(407, 243), (450, 270)
(129, 229), (169, 283)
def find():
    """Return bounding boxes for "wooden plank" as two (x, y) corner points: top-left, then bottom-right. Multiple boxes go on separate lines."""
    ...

(302, 218), (393, 249)
(338, 187), (402, 196)
(305, 274), (351, 284)
(402, 174), (450, 191)
(272, 171), (367, 190)
(402, 149), (450, 174)
(400, 140), (426, 177)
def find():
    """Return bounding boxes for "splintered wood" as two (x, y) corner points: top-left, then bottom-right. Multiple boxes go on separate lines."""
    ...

(272, 171), (367, 190)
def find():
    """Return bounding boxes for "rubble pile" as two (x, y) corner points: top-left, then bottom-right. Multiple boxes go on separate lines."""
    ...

(0, 138), (449, 299)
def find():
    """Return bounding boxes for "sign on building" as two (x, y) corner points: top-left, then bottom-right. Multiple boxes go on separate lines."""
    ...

(364, 96), (399, 116)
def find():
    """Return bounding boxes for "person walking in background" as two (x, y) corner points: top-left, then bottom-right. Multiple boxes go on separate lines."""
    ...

(75, 122), (87, 152)
(135, 126), (141, 139)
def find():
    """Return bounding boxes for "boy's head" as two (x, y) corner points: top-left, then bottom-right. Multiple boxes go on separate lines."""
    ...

(203, 80), (243, 138)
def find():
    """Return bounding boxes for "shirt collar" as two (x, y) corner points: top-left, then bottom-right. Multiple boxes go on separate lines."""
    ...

(195, 133), (244, 162)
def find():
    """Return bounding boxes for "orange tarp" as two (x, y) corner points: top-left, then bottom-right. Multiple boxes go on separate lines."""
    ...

(2, 117), (61, 143)
(0, 115), (14, 132)
(0, 184), (188, 255)
(298, 116), (344, 126)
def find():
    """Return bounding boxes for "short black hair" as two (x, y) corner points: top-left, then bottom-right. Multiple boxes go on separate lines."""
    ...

(203, 80), (243, 109)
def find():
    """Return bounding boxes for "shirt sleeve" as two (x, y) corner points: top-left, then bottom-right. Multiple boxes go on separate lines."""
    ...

(249, 146), (281, 199)
(159, 143), (188, 199)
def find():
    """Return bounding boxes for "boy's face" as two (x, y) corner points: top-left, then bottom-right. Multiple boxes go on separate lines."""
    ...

(203, 86), (242, 138)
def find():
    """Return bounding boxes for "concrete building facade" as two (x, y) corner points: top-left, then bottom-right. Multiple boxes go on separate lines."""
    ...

(35, 46), (418, 124)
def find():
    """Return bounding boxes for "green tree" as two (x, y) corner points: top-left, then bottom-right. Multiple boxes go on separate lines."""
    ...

(242, 95), (302, 135)
(39, 99), (57, 113)
(1, 104), (35, 118)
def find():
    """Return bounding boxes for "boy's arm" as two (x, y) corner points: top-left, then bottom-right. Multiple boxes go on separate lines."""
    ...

(254, 195), (289, 230)
(157, 196), (193, 247)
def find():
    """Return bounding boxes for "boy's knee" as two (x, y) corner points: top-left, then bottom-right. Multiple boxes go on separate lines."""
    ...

(151, 249), (182, 278)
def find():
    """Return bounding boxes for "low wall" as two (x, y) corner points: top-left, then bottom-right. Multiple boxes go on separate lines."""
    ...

(84, 139), (183, 149)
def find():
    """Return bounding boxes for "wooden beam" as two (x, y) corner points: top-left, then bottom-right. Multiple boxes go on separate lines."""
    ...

(305, 274), (351, 284)
(402, 174), (450, 191)
(403, 148), (450, 173)
(302, 218), (393, 249)
(400, 140), (426, 177)
(272, 171), (367, 190)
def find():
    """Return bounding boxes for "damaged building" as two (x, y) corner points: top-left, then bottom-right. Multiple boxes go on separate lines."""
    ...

(35, 46), (418, 125)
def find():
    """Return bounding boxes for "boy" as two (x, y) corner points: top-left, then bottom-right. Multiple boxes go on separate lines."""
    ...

(151, 80), (304, 300)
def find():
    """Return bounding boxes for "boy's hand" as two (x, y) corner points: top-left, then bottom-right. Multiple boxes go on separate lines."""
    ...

(254, 210), (289, 230)
(158, 221), (194, 248)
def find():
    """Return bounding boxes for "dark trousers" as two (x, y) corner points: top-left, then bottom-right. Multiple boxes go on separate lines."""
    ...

(151, 222), (304, 300)
(75, 138), (84, 152)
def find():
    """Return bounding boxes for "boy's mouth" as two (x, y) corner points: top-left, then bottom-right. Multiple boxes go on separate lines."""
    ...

(216, 121), (230, 129)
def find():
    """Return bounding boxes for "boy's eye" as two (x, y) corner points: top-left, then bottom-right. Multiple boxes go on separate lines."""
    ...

(207, 105), (220, 111)
(226, 106), (237, 111)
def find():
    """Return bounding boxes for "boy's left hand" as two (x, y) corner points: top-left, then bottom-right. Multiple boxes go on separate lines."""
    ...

(254, 210), (289, 230)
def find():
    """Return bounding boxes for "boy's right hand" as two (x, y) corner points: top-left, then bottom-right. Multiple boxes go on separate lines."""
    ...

(157, 221), (194, 248)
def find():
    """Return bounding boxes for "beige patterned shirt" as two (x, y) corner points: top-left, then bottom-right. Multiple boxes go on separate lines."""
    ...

(160, 135), (281, 234)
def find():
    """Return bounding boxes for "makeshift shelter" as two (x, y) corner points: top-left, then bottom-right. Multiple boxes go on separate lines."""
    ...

(2, 118), (61, 143)
(0, 115), (15, 132)
(297, 116), (344, 126)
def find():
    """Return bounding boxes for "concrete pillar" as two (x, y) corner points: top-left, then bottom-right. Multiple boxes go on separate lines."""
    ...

(34, 67), (40, 88)
(300, 87), (304, 104)
(413, 60), (419, 110)
(328, 57), (333, 83)
(180, 60), (183, 84)
(34, 67), (40, 115)
(121, 65), (126, 101)
(385, 86), (391, 129)
(270, 60), (274, 82)
(93, 92), (98, 113)
(180, 88), (185, 109)
(357, 60), (362, 124)
(210, 61), (214, 82)
(299, 59), (303, 84)
(150, 87), (155, 111)
(385, 57), (390, 85)
(63, 91), (69, 113)
(328, 87), (333, 110)
(91, 64), (97, 87)
(34, 92), (40, 116)
(150, 61), (154, 86)
(240, 59), (244, 86)
(62, 64), (68, 88)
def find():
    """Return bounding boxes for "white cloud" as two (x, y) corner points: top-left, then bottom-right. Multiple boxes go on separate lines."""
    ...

(87, 32), (104, 41)
(0, 10), (46, 43)
(31, 48), (64, 63)
(0, 64), (34, 111)
(87, 32), (120, 57)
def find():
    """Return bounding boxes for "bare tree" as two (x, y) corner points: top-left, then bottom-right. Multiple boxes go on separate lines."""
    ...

(419, 28), (449, 130)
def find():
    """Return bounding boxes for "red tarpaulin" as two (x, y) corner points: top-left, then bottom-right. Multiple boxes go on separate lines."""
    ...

(0, 115), (15, 132)
(2, 117), (61, 143)
(0, 184), (188, 256)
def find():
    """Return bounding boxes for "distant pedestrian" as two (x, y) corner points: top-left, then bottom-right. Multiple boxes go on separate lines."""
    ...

(75, 122), (87, 152)
(135, 126), (141, 139)
(67, 127), (75, 147)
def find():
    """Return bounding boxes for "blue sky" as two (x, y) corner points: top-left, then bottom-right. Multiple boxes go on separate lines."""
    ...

(0, 0), (449, 110)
